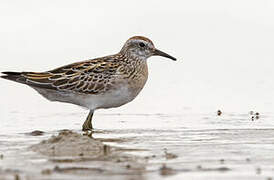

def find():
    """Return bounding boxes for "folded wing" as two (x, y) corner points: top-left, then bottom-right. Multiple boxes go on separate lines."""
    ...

(1, 57), (120, 95)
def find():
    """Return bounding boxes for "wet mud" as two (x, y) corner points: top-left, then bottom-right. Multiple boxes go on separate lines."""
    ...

(1, 112), (274, 180)
(30, 130), (144, 163)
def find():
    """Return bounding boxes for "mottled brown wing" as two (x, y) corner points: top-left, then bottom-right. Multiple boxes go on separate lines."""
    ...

(13, 57), (120, 94)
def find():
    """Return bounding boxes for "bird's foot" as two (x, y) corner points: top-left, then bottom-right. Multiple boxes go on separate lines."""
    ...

(82, 126), (93, 132)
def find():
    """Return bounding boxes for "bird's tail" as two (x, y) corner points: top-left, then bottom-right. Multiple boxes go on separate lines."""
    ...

(1, 71), (59, 90)
(1, 71), (25, 83)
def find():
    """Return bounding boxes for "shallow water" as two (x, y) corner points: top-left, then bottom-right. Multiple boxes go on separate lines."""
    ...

(1, 110), (274, 180)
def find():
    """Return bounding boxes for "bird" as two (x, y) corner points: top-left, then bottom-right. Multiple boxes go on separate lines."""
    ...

(1, 36), (176, 131)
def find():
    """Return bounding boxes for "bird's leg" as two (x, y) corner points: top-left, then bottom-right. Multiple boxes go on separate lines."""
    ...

(82, 110), (94, 131)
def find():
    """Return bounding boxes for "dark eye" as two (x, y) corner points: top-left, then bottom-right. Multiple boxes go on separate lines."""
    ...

(139, 42), (145, 47)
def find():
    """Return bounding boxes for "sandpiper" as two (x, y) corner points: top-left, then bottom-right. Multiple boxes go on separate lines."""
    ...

(1, 36), (176, 131)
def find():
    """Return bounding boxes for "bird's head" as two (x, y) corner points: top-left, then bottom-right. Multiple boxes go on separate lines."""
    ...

(120, 36), (176, 61)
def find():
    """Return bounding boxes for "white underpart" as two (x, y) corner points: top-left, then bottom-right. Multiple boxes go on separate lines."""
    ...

(83, 86), (134, 109)
(33, 84), (136, 110)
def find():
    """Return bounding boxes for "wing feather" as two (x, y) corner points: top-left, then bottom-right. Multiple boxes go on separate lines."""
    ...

(18, 57), (119, 94)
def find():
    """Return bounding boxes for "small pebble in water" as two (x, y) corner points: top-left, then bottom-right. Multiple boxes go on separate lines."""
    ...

(196, 165), (202, 170)
(256, 167), (261, 174)
(246, 158), (251, 162)
(164, 148), (178, 159)
(217, 110), (222, 116)
(159, 164), (175, 176)
(250, 111), (260, 121)
(144, 156), (149, 160)
(220, 159), (225, 164)
(29, 130), (44, 136)
(255, 112), (260, 119)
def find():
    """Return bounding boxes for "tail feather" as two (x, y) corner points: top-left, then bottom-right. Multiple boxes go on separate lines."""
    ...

(1, 71), (55, 90)
(2, 71), (22, 76)
(1, 71), (25, 83)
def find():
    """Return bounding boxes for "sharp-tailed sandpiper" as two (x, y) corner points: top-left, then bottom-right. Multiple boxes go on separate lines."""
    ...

(1, 36), (176, 131)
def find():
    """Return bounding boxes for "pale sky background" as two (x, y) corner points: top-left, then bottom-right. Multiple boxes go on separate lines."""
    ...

(1, 0), (274, 117)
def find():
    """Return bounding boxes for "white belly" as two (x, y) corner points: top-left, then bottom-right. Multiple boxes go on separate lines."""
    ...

(33, 84), (139, 110)
(82, 86), (136, 109)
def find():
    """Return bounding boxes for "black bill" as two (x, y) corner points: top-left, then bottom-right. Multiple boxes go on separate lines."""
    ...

(153, 49), (176, 61)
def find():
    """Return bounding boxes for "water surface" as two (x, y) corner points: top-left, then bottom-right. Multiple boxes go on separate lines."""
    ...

(1, 111), (273, 179)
